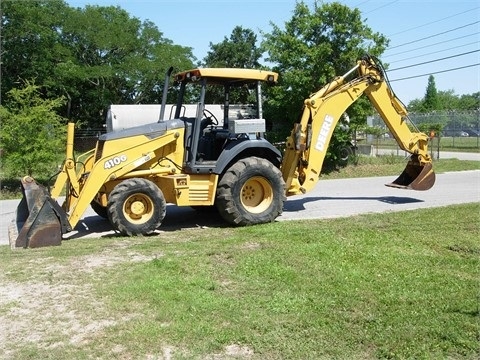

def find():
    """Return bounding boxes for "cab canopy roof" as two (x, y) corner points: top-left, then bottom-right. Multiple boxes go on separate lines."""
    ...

(174, 68), (278, 86)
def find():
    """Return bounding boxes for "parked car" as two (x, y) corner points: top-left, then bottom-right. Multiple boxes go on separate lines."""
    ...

(442, 130), (469, 137)
(462, 129), (480, 137)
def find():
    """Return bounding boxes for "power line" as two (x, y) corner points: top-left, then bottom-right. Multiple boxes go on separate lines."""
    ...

(364, 0), (399, 14)
(352, 0), (371, 7)
(389, 63), (480, 82)
(389, 41), (480, 64)
(387, 8), (479, 37)
(386, 21), (480, 50)
(383, 32), (480, 58)
(388, 50), (480, 72)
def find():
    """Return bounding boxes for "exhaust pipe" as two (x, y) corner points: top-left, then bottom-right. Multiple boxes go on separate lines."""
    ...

(9, 176), (72, 249)
(386, 156), (435, 191)
(159, 66), (174, 121)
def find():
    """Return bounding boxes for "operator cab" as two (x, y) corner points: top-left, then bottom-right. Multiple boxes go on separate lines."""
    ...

(170, 68), (278, 174)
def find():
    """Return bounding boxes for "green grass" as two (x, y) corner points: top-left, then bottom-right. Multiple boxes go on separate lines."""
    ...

(322, 154), (480, 179)
(375, 136), (480, 152)
(1, 203), (478, 359)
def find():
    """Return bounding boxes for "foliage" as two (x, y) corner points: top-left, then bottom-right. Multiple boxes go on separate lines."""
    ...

(423, 75), (440, 111)
(261, 1), (388, 129)
(203, 26), (263, 69)
(408, 75), (479, 114)
(0, 82), (66, 177)
(365, 125), (385, 138)
(260, 1), (388, 166)
(1, 0), (195, 128)
(458, 92), (480, 110)
(362, 125), (385, 153)
(202, 26), (264, 104)
(0, 0), (66, 96)
(408, 80), (479, 112)
(417, 122), (444, 136)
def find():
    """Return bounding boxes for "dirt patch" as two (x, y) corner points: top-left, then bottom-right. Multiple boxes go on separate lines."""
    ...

(0, 246), (154, 359)
(1, 239), (256, 359)
(0, 281), (103, 351)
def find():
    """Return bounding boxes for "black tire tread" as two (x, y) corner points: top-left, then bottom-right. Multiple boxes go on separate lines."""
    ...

(107, 178), (166, 236)
(216, 157), (286, 226)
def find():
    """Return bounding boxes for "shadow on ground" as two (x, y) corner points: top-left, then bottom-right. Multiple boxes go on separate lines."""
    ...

(283, 196), (423, 212)
(64, 206), (228, 240)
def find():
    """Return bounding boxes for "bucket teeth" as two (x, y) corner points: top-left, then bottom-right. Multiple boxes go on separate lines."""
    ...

(9, 177), (71, 249)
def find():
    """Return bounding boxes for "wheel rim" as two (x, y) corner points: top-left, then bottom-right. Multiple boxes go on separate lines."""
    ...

(123, 193), (154, 224)
(240, 176), (273, 214)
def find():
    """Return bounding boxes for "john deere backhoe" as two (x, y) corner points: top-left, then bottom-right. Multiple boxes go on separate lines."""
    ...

(9, 55), (435, 248)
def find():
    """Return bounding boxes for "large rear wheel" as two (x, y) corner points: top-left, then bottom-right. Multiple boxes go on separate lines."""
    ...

(107, 178), (166, 236)
(216, 157), (286, 226)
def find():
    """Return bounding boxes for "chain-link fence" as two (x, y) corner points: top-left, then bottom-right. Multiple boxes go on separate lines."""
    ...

(72, 110), (480, 153)
(368, 110), (480, 150)
(73, 128), (106, 152)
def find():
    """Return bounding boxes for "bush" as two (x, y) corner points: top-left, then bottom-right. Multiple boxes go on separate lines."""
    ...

(0, 81), (66, 177)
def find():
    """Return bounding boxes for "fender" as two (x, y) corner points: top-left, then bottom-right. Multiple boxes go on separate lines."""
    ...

(214, 137), (282, 175)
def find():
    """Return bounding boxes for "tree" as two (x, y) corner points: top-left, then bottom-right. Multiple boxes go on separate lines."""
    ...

(1, 0), (195, 128)
(55, 5), (195, 125)
(260, 1), (388, 165)
(203, 26), (263, 68)
(458, 92), (480, 110)
(410, 89), (461, 112)
(0, 82), (66, 177)
(408, 90), (479, 112)
(423, 75), (439, 111)
(261, 1), (388, 131)
(203, 26), (264, 104)
(0, 0), (70, 101)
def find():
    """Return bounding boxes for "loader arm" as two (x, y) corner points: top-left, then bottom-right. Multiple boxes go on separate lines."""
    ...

(10, 121), (184, 248)
(65, 131), (181, 230)
(281, 56), (435, 196)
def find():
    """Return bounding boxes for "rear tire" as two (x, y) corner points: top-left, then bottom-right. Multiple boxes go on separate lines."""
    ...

(107, 178), (166, 236)
(216, 157), (286, 226)
(338, 146), (353, 165)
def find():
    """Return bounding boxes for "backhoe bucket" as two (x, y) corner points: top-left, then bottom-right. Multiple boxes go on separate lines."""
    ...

(386, 161), (435, 191)
(9, 177), (71, 249)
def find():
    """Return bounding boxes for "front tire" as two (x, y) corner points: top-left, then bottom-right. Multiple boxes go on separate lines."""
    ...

(216, 157), (286, 226)
(91, 200), (108, 219)
(107, 178), (166, 236)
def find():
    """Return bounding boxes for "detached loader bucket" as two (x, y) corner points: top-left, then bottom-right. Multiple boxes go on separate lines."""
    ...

(386, 160), (435, 191)
(9, 177), (71, 249)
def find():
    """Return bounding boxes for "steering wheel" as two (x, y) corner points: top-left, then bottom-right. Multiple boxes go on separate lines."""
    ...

(203, 108), (218, 126)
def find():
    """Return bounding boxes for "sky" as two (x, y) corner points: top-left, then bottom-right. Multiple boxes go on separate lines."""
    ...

(65, 0), (480, 104)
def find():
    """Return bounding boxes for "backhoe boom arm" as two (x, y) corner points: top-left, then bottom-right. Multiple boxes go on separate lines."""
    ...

(281, 56), (435, 196)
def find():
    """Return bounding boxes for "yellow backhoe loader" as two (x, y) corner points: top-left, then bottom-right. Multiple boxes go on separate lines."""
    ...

(9, 55), (435, 248)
